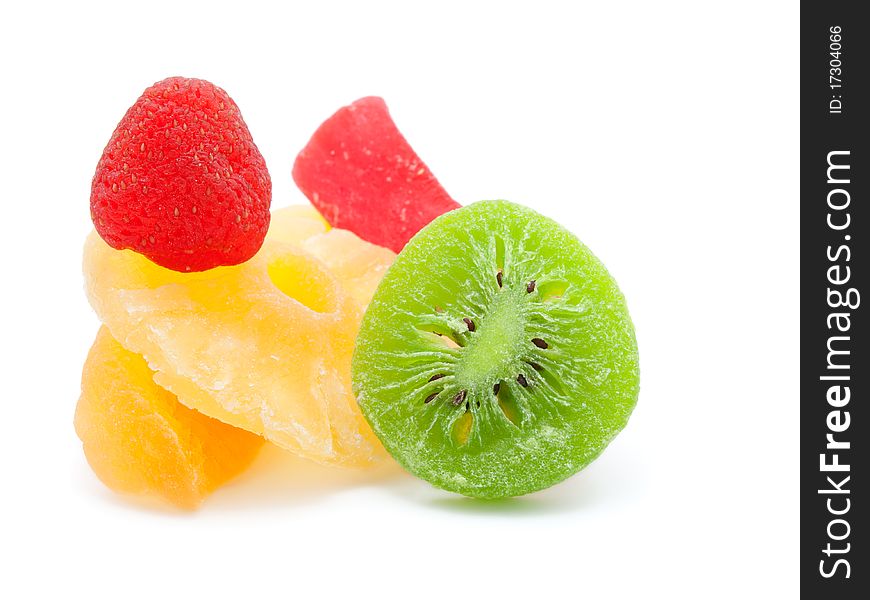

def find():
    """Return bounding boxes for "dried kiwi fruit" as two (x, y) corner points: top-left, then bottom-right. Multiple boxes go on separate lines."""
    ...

(352, 200), (639, 498)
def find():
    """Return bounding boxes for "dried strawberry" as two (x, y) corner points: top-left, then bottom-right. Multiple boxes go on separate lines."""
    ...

(90, 77), (271, 272)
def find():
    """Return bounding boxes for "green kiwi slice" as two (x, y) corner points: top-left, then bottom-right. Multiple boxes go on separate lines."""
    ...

(352, 200), (639, 498)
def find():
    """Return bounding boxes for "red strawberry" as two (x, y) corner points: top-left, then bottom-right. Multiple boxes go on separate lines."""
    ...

(292, 97), (459, 253)
(90, 77), (271, 272)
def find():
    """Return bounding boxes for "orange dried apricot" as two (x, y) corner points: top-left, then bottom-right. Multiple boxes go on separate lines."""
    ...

(75, 327), (264, 509)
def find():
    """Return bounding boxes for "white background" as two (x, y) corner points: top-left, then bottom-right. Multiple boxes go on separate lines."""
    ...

(0, 2), (798, 598)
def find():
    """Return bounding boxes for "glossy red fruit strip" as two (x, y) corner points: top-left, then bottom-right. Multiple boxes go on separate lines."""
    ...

(293, 97), (459, 253)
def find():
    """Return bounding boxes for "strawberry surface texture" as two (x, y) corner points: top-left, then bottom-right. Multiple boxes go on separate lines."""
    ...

(90, 77), (271, 272)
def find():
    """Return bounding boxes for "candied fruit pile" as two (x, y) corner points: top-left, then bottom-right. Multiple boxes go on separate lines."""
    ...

(78, 81), (638, 507)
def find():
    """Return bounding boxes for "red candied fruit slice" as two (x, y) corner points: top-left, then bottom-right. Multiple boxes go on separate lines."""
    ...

(292, 97), (460, 253)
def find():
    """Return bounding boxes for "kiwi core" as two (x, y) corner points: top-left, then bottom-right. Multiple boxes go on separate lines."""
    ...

(454, 288), (524, 385)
